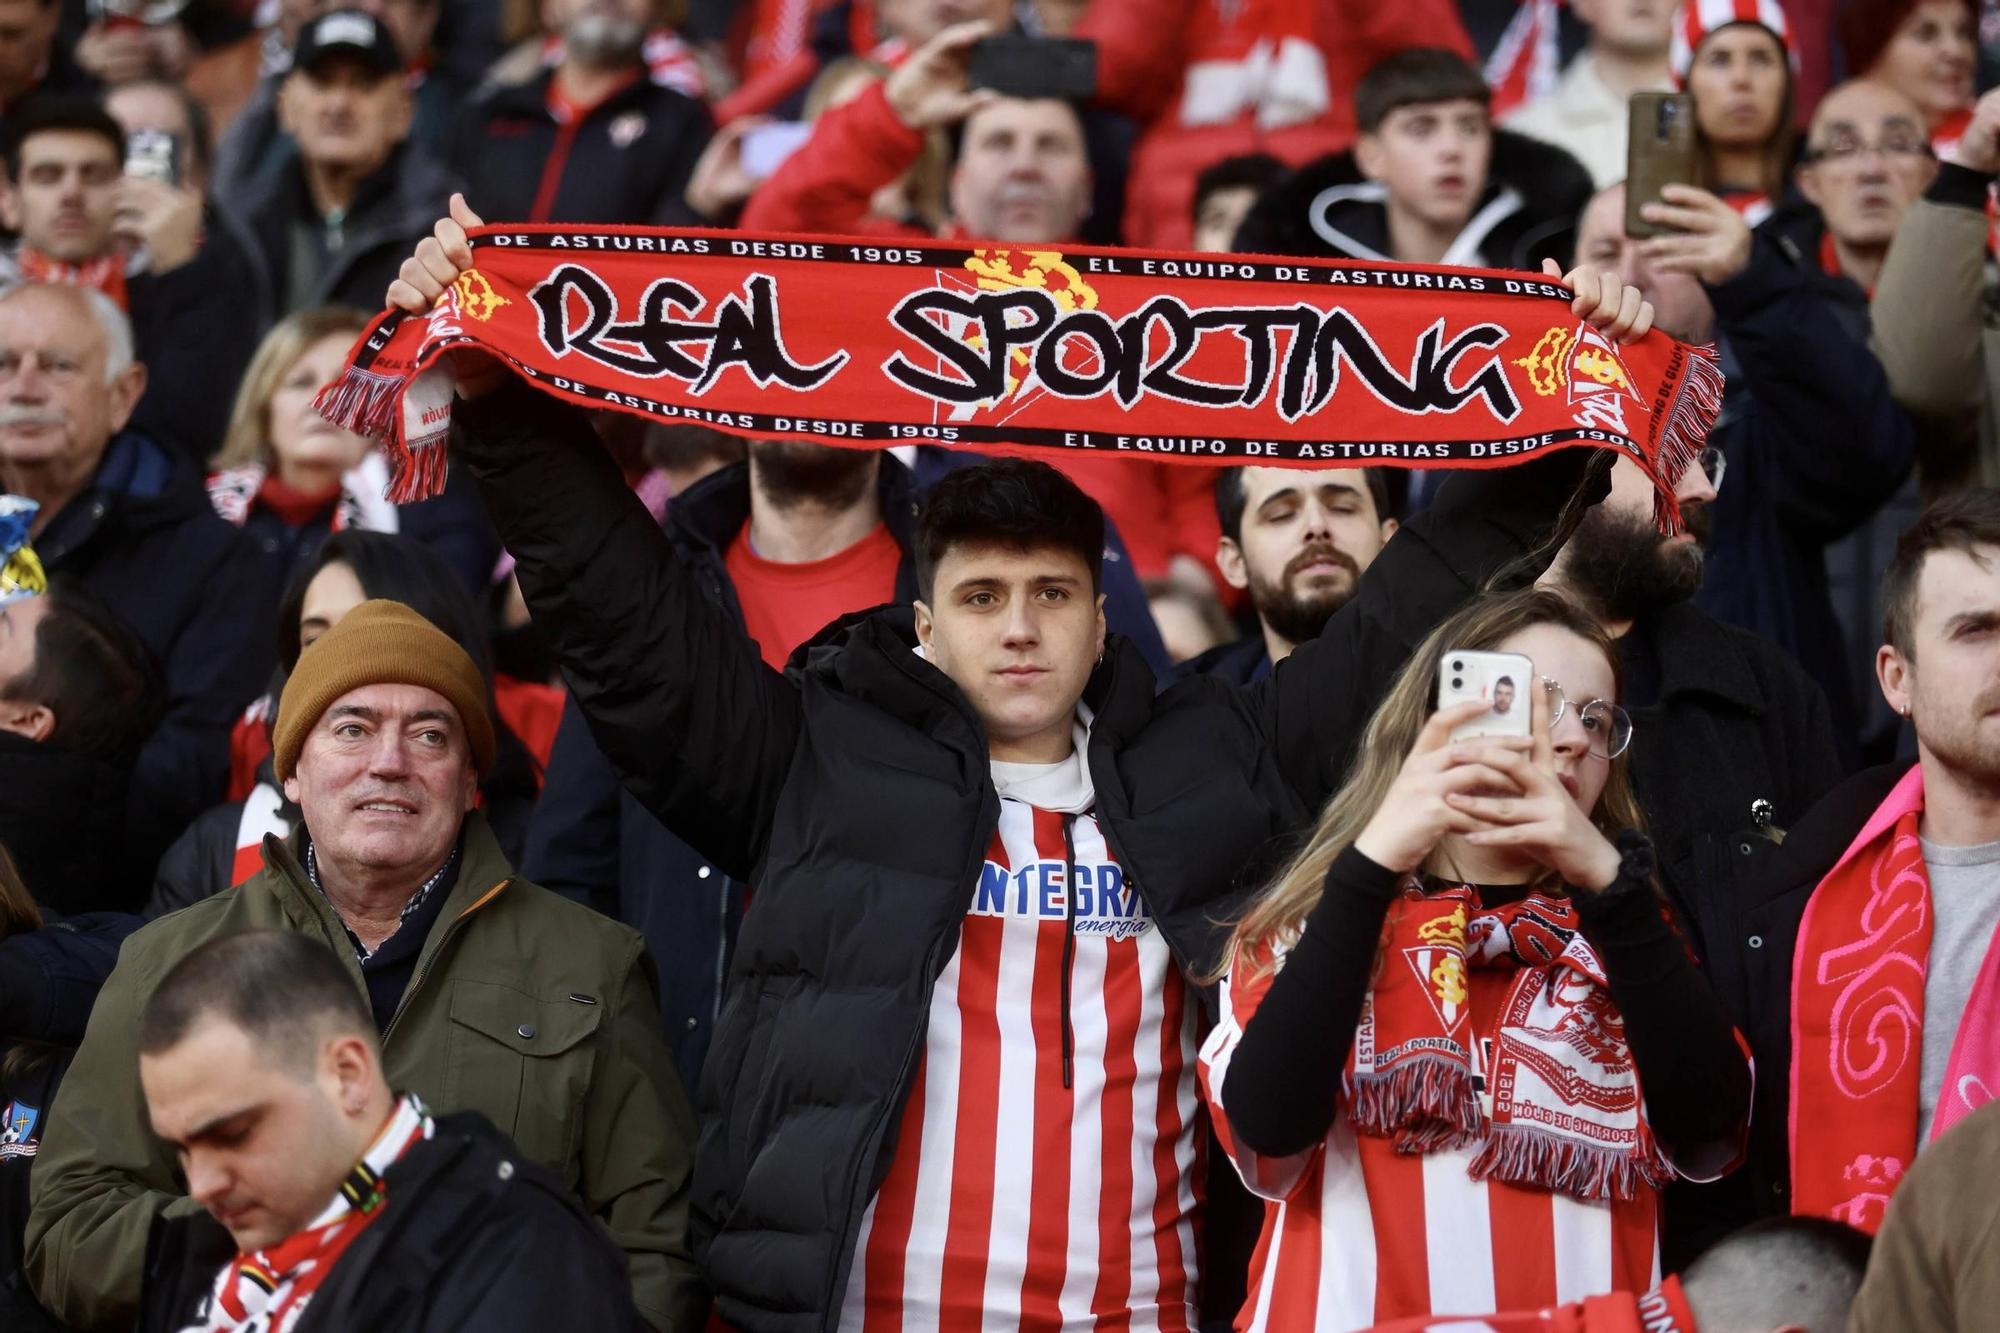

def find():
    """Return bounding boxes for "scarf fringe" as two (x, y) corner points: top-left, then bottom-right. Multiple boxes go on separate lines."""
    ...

(384, 435), (450, 505)
(1654, 343), (1725, 532)
(313, 367), (405, 443)
(1468, 1121), (1670, 1203)
(1347, 1056), (1483, 1150)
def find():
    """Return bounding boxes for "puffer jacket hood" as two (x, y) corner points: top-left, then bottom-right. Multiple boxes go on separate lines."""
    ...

(1234, 128), (1595, 272)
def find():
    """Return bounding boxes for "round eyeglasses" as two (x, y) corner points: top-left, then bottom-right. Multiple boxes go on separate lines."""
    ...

(1540, 676), (1633, 760)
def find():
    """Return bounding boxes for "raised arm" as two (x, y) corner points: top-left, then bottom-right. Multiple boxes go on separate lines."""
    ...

(393, 198), (805, 880)
(1252, 263), (1643, 811)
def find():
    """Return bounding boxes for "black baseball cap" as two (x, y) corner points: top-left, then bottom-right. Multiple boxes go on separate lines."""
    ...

(291, 9), (403, 79)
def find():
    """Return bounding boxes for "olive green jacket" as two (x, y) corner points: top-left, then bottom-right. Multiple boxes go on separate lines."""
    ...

(24, 813), (705, 1331)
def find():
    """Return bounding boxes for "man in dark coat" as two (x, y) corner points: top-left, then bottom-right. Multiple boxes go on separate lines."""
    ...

(228, 10), (462, 315)
(131, 930), (644, 1333)
(449, 0), (710, 224)
(392, 201), (1654, 1328)
(1598, 178), (1916, 757)
(0, 281), (271, 877)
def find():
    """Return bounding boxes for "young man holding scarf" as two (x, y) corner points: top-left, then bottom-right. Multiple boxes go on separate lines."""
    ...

(1737, 487), (2000, 1233)
(386, 196), (1661, 1329)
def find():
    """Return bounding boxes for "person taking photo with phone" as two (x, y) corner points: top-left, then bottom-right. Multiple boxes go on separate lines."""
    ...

(1200, 588), (1750, 1329)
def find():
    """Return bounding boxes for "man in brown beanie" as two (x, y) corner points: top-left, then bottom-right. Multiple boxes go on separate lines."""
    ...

(23, 599), (707, 1332)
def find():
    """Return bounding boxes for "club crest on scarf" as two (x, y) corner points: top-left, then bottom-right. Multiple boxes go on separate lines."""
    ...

(0, 1099), (38, 1159)
(1351, 884), (1670, 1201)
(1514, 322), (1646, 438)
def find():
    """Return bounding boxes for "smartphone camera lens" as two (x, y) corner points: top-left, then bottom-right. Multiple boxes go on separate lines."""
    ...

(1451, 660), (1463, 672)
(1451, 678), (1463, 690)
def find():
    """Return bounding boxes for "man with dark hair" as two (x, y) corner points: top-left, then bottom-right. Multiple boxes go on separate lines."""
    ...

(0, 575), (166, 915)
(2, 97), (266, 462)
(131, 930), (645, 1332)
(1191, 152), (1287, 252)
(27, 599), (704, 1330)
(1534, 432), (1841, 1261)
(1731, 489), (2000, 1245)
(0, 0), (92, 118)
(449, 0), (710, 224)
(1233, 45), (1592, 274)
(392, 197), (1655, 1327)
(1185, 465), (1400, 684)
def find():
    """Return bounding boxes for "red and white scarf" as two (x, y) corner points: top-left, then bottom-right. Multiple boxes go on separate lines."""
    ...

(205, 454), (399, 536)
(16, 247), (130, 310)
(1349, 883), (1670, 1202)
(182, 1094), (433, 1333)
(1790, 764), (2000, 1232)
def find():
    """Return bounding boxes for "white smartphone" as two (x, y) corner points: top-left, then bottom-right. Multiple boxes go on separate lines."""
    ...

(740, 121), (814, 180)
(1438, 649), (1534, 745)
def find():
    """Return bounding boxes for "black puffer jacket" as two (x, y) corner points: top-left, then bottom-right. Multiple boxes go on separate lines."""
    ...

(451, 380), (1600, 1329)
(1232, 129), (1595, 272)
(135, 1109), (645, 1333)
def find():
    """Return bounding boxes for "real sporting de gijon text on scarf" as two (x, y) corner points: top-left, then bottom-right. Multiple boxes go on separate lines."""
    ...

(317, 226), (1724, 525)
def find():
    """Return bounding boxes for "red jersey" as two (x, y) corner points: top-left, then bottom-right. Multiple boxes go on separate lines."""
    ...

(838, 796), (1203, 1328)
(724, 520), (902, 671)
(1200, 946), (1662, 1331)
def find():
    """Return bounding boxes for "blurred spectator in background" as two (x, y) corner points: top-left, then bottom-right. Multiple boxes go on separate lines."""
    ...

(1185, 466), (1400, 685)
(1146, 577), (1236, 664)
(0, 0), (92, 119)
(1190, 150), (1285, 250)
(1234, 49), (1593, 272)
(0, 101), (135, 300)
(744, 20), (1230, 598)
(1873, 85), (2000, 499)
(1781, 78), (1939, 764)
(204, 306), (497, 606)
(450, 0), (710, 223)
(1841, 0), (1976, 155)
(1674, 0), (1795, 225)
(1506, 0), (1677, 186)
(0, 574), (162, 917)
(0, 281), (269, 884)
(1609, 167), (1913, 753)
(230, 8), (459, 313)
(1075, 0), (1473, 248)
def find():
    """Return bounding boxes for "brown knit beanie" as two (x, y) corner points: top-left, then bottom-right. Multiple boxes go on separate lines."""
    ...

(272, 599), (496, 783)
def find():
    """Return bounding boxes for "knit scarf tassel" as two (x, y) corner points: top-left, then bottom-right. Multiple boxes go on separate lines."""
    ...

(1471, 1120), (1672, 1203)
(1653, 343), (1724, 533)
(1346, 1057), (1484, 1153)
(315, 367), (405, 443)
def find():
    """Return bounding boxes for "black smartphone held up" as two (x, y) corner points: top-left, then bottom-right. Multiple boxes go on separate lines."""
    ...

(1625, 91), (1696, 238)
(967, 35), (1098, 102)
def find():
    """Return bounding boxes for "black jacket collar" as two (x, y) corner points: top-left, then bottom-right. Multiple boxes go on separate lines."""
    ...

(1750, 761), (1910, 911)
(1630, 601), (1769, 716)
(36, 430), (201, 565)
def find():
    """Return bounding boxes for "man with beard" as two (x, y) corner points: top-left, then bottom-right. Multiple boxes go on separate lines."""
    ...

(1183, 465), (1400, 683)
(1729, 490), (2000, 1253)
(450, 0), (711, 224)
(1538, 442), (1842, 1265)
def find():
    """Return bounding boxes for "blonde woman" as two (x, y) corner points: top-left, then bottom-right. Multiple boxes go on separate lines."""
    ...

(1199, 588), (1750, 1329)
(205, 307), (495, 603)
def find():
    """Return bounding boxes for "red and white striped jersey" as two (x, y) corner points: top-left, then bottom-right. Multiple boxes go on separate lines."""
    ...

(1199, 948), (1662, 1332)
(838, 798), (1204, 1330)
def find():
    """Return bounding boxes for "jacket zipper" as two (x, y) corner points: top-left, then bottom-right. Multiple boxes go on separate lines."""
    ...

(380, 879), (510, 1046)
